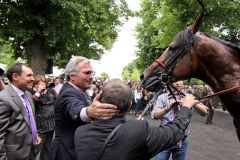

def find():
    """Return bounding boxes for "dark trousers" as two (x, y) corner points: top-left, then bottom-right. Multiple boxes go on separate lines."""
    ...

(206, 104), (214, 123)
(134, 99), (142, 114)
(35, 130), (54, 160)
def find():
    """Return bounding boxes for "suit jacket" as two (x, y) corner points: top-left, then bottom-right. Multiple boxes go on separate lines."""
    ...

(0, 85), (35, 160)
(74, 107), (192, 160)
(51, 83), (90, 160)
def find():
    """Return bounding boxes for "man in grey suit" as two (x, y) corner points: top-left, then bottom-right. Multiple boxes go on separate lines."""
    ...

(0, 68), (5, 91)
(0, 63), (41, 160)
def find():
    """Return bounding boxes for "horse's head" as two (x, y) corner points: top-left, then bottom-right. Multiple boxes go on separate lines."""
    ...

(140, 13), (205, 92)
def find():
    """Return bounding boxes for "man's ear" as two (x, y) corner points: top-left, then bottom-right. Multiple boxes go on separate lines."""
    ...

(12, 73), (19, 81)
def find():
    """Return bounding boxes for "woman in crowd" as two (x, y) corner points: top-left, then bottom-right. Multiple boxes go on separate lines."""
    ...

(31, 75), (56, 160)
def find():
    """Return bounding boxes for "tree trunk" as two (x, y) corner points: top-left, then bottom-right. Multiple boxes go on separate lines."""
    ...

(26, 35), (47, 75)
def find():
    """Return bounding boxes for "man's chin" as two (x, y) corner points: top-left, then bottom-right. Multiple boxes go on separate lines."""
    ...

(81, 84), (91, 91)
(19, 86), (28, 92)
(25, 85), (33, 91)
(86, 84), (91, 90)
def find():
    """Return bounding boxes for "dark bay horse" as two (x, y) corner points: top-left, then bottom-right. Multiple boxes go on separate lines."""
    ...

(140, 13), (240, 141)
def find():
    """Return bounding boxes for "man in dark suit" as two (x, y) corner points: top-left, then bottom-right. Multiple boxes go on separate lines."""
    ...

(74, 79), (196, 160)
(0, 63), (41, 160)
(50, 56), (119, 160)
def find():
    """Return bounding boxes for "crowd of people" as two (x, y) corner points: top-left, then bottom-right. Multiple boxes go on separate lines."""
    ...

(0, 56), (224, 160)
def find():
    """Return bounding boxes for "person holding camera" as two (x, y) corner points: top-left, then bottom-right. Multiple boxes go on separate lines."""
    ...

(30, 75), (55, 160)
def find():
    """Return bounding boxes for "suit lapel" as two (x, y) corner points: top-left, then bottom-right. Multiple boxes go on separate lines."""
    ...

(7, 86), (31, 127)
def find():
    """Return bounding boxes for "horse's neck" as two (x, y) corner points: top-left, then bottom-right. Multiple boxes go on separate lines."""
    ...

(196, 44), (240, 120)
(195, 36), (240, 92)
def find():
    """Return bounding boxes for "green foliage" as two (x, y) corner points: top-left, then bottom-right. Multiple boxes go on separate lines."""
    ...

(0, 39), (16, 66)
(184, 78), (205, 85)
(135, 0), (164, 72)
(136, 0), (240, 71)
(122, 60), (141, 81)
(99, 72), (109, 80)
(0, 0), (131, 70)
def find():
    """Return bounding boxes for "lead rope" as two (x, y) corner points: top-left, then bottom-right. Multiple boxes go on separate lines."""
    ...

(197, 84), (240, 104)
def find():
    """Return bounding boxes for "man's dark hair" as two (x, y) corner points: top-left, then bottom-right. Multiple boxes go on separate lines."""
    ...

(101, 79), (132, 114)
(0, 68), (4, 77)
(6, 63), (27, 82)
(48, 82), (56, 88)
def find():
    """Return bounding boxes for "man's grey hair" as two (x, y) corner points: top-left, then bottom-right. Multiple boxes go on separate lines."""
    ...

(101, 78), (132, 114)
(65, 56), (91, 80)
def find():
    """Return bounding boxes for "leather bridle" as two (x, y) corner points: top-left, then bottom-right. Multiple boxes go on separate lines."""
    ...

(153, 29), (197, 101)
(155, 29), (196, 83)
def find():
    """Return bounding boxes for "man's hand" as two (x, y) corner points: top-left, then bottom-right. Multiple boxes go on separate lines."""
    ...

(180, 95), (196, 109)
(136, 115), (144, 120)
(37, 82), (46, 93)
(168, 99), (179, 111)
(34, 135), (42, 145)
(86, 91), (119, 120)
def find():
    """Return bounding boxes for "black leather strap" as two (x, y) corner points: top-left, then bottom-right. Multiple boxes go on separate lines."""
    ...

(97, 123), (122, 160)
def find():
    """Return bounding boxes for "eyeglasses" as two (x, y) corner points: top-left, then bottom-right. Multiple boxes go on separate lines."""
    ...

(81, 71), (95, 76)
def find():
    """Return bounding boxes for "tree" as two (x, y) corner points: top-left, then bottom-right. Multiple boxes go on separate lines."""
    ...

(0, 0), (131, 74)
(122, 60), (141, 81)
(135, 0), (164, 72)
(0, 38), (16, 66)
(184, 78), (205, 86)
(99, 72), (109, 80)
(136, 0), (240, 71)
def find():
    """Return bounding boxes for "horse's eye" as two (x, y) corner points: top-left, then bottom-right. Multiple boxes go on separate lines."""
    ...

(168, 45), (175, 51)
(168, 45), (177, 52)
(168, 46), (172, 51)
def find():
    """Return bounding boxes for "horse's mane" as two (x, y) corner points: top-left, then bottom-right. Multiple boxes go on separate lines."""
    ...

(173, 29), (240, 56)
(200, 32), (240, 54)
(174, 29), (194, 49)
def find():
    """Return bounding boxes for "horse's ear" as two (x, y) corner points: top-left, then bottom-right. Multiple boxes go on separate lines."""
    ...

(191, 12), (205, 34)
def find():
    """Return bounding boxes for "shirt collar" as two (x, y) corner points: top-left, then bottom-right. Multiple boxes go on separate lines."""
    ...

(11, 84), (25, 96)
(110, 115), (126, 122)
(67, 81), (86, 93)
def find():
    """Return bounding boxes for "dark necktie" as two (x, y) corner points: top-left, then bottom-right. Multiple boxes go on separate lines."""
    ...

(21, 93), (37, 144)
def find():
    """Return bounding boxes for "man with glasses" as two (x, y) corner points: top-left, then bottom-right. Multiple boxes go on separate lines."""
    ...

(50, 56), (119, 160)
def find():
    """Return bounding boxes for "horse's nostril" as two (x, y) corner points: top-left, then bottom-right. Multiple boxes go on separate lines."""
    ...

(140, 74), (144, 80)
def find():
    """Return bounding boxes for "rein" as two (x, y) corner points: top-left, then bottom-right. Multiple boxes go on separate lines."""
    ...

(140, 83), (240, 117)
(197, 84), (240, 104)
(139, 84), (240, 118)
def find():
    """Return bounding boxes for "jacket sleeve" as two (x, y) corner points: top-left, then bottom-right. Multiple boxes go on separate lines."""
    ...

(145, 106), (192, 157)
(61, 93), (89, 123)
(0, 98), (11, 160)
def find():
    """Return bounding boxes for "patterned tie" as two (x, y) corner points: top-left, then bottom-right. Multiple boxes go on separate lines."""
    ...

(22, 93), (37, 144)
